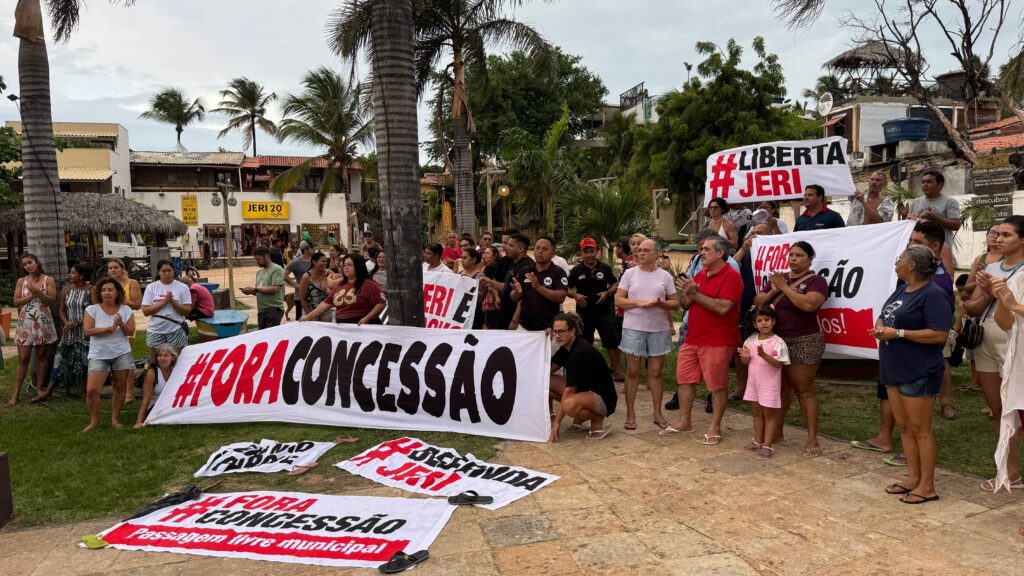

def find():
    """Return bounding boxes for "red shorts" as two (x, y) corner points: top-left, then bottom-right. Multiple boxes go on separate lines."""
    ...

(676, 344), (733, 392)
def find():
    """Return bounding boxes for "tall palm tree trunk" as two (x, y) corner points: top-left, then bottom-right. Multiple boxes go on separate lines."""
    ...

(251, 119), (257, 157)
(452, 56), (475, 236)
(370, 0), (423, 327)
(19, 38), (68, 285)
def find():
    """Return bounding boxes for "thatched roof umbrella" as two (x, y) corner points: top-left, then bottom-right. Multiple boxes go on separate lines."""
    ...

(0, 192), (186, 238)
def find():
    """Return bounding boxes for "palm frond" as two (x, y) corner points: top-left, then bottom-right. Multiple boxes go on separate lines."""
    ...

(269, 158), (318, 198)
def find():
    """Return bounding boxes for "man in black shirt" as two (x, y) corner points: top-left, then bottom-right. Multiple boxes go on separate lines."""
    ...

(568, 237), (624, 380)
(482, 232), (534, 329)
(549, 313), (617, 441)
(511, 236), (567, 331)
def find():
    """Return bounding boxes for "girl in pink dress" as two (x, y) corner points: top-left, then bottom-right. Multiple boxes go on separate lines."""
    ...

(738, 306), (790, 460)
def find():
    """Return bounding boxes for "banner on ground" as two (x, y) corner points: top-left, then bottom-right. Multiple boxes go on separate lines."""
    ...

(146, 323), (551, 442)
(423, 270), (479, 329)
(97, 491), (454, 568)
(751, 221), (914, 359)
(337, 437), (559, 510)
(194, 439), (337, 478)
(704, 136), (855, 206)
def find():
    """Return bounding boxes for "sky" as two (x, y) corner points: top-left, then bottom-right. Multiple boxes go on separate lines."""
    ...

(1, 0), (1020, 161)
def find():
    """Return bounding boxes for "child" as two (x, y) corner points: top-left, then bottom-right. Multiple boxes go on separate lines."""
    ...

(134, 344), (178, 428)
(738, 306), (790, 460)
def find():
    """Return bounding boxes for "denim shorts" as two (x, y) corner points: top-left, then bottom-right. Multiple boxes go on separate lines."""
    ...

(886, 374), (941, 398)
(619, 328), (674, 357)
(88, 352), (135, 374)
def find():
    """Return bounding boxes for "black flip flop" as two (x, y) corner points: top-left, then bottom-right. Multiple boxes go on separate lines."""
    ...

(379, 550), (429, 573)
(447, 490), (494, 506)
(901, 493), (939, 505)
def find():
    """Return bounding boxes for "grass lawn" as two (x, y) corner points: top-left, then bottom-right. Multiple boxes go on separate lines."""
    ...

(630, 347), (1020, 480)
(0, 330), (499, 527)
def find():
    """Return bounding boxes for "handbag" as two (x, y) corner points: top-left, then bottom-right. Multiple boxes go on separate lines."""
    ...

(957, 265), (1021, 350)
(153, 314), (190, 337)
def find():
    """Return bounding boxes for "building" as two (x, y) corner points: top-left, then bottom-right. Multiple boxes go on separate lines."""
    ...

(129, 152), (357, 257)
(5, 121), (131, 195)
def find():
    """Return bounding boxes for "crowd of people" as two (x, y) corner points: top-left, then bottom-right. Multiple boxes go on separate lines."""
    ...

(6, 174), (1024, 518)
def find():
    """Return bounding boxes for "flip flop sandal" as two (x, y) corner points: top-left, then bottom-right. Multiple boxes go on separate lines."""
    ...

(654, 420), (670, 430)
(379, 550), (429, 573)
(883, 454), (907, 467)
(756, 446), (774, 460)
(447, 490), (494, 506)
(743, 441), (762, 452)
(885, 483), (914, 495)
(851, 440), (890, 453)
(980, 478), (1024, 492)
(568, 422), (590, 432)
(658, 426), (692, 436)
(803, 447), (822, 458)
(586, 429), (609, 440)
(700, 434), (722, 445)
(900, 493), (939, 505)
(624, 421), (637, 431)
(81, 534), (108, 550)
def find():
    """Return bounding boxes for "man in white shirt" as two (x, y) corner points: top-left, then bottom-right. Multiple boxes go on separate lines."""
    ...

(423, 243), (454, 274)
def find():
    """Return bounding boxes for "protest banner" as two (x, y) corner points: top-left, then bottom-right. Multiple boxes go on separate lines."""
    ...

(704, 136), (856, 206)
(751, 220), (915, 359)
(146, 323), (551, 442)
(423, 270), (479, 329)
(194, 439), (338, 478)
(97, 491), (454, 568)
(337, 437), (559, 510)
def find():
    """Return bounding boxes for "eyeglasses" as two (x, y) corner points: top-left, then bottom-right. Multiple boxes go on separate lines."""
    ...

(551, 329), (571, 336)
(987, 231), (1000, 237)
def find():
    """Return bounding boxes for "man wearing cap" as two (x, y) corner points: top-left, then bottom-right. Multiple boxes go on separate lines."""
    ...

(285, 240), (314, 319)
(569, 238), (625, 380)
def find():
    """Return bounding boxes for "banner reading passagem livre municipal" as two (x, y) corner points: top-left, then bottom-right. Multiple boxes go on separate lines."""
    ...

(704, 136), (855, 206)
(146, 323), (551, 442)
(751, 221), (914, 359)
(97, 491), (454, 568)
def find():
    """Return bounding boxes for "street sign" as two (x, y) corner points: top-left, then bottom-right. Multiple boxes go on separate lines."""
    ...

(972, 191), (1013, 219)
(972, 152), (1018, 195)
(181, 194), (198, 226)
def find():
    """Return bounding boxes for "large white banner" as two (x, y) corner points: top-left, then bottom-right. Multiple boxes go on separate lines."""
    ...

(704, 136), (856, 206)
(337, 437), (559, 510)
(423, 270), (479, 329)
(146, 323), (551, 442)
(97, 491), (454, 568)
(751, 221), (914, 359)
(194, 439), (338, 478)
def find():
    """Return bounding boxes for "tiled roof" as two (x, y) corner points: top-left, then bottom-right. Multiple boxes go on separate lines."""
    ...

(58, 168), (114, 182)
(241, 155), (363, 170)
(6, 121), (121, 138)
(967, 116), (1021, 134)
(972, 133), (1024, 153)
(130, 151), (245, 166)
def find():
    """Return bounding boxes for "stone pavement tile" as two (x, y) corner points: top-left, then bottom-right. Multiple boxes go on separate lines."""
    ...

(93, 548), (192, 572)
(608, 499), (680, 532)
(986, 555), (1024, 576)
(840, 501), (945, 539)
(743, 496), (890, 561)
(663, 460), (734, 493)
(429, 518), (489, 558)
(575, 454), (650, 483)
(591, 431), (659, 457)
(659, 552), (762, 576)
(830, 471), (911, 500)
(635, 522), (724, 560)
(633, 442), (704, 466)
(743, 466), (827, 496)
(789, 481), (887, 516)
(492, 540), (580, 575)
(699, 477), (783, 510)
(533, 482), (606, 512)
(719, 411), (756, 432)
(910, 524), (1019, 572)
(732, 530), (841, 576)
(409, 550), (500, 576)
(546, 505), (626, 538)
(563, 531), (660, 572)
(846, 541), (986, 576)
(906, 493), (988, 524)
(802, 558), (896, 576)
(956, 507), (1024, 553)
(537, 440), (619, 464)
(28, 547), (122, 576)
(480, 514), (558, 548)
(607, 474), (684, 505)
(698, 451), (776, 478)
(782, 452), (871, 481)
(676, 507), (778, 547)
(934, 474), (1024, 509)
(541, 463), (587, 486)
(457, 491), (542, 520)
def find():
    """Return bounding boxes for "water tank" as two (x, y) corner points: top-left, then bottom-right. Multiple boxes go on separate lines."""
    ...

(882, 118), (932, 144)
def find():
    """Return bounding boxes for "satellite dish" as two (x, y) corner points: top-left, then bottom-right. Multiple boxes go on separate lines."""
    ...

(817, 92), (834, 116)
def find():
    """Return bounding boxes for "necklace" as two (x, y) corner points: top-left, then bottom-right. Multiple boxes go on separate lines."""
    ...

(1000, 259), (1024, 273)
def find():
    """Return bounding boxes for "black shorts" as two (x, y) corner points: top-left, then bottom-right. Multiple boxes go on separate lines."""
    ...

(877, 380), (887, 401)
(582, 314), (620, 350)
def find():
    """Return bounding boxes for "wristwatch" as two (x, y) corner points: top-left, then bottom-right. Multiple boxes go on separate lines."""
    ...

(897, 329), (905, 339)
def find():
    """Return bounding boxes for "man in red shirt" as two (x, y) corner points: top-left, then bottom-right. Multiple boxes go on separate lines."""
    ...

(180, 275), (215, 320)
(663, 236), (742, 445)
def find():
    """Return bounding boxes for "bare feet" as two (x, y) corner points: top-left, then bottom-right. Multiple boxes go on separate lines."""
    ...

(31, 394), (51, 403)
(81, 423), (99, 432)
(6, 398), (17, 406)
(133, 423), (145, 429)
(110, 420), (123, 430)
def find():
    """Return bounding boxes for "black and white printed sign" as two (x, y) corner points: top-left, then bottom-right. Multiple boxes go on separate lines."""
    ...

(194, 439), (338, 478)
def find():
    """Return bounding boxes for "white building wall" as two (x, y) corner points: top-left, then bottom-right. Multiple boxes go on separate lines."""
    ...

(857, 102), (908, 154)
(130, 190), (349, 254)
(111, 125), (132, 196)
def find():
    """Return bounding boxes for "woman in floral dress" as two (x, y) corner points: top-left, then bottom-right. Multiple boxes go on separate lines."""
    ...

(9, 254), (58, 405)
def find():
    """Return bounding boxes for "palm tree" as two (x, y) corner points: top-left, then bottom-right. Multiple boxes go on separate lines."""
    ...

(13, 0), (137, 282)
(558, 180), (654, 260)
(271, 67), (373, 215)
(500, 103), (575, 235)
(329, 0), (425, 327)
(330, 0), (554, 237)
(801, 74), (842, 103)
(211, 77), (277, 157)
(139, 88), (206, 149)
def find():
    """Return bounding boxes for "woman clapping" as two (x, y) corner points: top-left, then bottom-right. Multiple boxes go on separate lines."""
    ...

(82, 277), (136, 431)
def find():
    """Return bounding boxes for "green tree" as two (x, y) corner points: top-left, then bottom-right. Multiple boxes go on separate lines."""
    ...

(331, 0), (554, 237)
(626, 37), (818, 226)
(557, 180), (654, 259)
(0, 127), (22, 208)
(801, 74), (842, 103)
(271, 67), (373, 215)
(468, 50), (607, 157)
(138, 87), (207, 149)
(331, 0), (425, 326)
(500, 102), (576, 235)
(212, 77), (278, 156)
